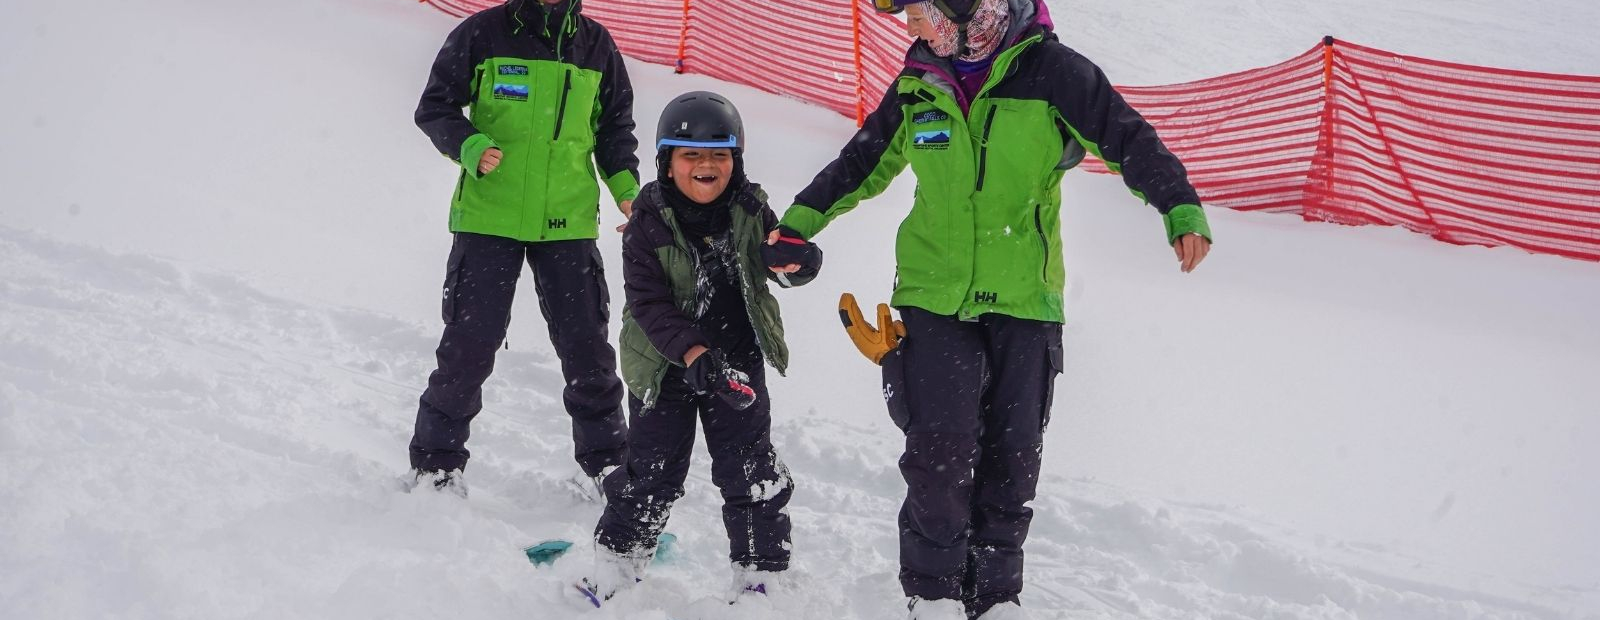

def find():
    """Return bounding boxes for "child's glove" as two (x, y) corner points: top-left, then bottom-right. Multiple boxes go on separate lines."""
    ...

(685, 349), (758, 410)
(838, 293), (905, 365)
(761, 225), (823, 288)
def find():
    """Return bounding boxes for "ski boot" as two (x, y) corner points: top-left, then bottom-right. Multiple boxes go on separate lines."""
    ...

(407, 469), (467, 499)
(907, 597), (966, 620)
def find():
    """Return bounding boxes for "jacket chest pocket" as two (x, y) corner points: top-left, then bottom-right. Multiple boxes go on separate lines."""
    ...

(974, 99), (1064, 195)
(902, 103), (969, 189)
(473, 59), (535, 134)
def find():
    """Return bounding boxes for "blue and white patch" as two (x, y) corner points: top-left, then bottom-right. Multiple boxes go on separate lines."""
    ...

(911, 110), (951, 150)
(493, 83), (529, 101)
(913, 129), (951, 149)
(498, 65), (529, 76)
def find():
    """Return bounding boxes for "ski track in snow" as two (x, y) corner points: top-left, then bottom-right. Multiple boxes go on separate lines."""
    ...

(1, 226), (1587, 619)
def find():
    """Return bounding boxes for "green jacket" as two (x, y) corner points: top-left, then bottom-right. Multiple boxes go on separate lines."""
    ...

(417, 0), (640, 242)
(618, 182), (790, 408)
(782, 0), (1210, 323)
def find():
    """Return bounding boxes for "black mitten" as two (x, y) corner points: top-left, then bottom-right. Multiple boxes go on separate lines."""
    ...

(759, 225), (823, 288)
(685, 349), (758, 410)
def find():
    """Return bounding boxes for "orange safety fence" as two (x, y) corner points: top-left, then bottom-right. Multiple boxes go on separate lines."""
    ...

(418, 0), (907, 124)
(418, 1), (1600, 261)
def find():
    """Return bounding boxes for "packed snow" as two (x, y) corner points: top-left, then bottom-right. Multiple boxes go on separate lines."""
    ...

(3, 0), (1598, 618)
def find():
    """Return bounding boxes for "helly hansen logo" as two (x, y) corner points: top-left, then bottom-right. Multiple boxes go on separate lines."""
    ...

(974, 291), (998, 304)
(498, 65), (529, 76)
(548, 218), (568, 230)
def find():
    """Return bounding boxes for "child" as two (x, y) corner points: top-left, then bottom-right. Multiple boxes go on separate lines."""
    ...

(576, 91), (822, 607)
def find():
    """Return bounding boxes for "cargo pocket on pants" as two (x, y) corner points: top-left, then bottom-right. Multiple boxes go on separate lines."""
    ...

(440, 236), (467, 325)
(1042, 325), (1063, 433)
(881, 344), (911, 431)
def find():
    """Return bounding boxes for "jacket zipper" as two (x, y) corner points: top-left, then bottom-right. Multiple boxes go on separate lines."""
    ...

(975, 105), (998, 191)
(454, 169), (466, 201)
(1034, 203), (1049, 280)
(552, 70), (572, 140)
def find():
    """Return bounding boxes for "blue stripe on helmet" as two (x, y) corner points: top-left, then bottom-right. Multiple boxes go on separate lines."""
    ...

(657, 137), (739, 149)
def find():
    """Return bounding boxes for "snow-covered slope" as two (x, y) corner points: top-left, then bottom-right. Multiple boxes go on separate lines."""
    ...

(2, 0), (1598, 618)
(1, 224), (1583, 619)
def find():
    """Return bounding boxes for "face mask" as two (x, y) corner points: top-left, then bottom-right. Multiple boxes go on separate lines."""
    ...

(925, 0), (1010, 61)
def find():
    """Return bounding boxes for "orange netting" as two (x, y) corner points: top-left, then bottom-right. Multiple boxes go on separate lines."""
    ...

(419, 2), (1600, 261)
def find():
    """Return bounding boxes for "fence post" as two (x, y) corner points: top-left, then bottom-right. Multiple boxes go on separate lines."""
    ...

(850, 0), (867, 126)
(675, 0), (692, 74)
(1305, 35), (1338, 219)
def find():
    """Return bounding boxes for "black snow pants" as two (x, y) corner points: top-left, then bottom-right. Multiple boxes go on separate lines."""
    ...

(881, 306), (1063, 615)
(594, 364), (793, 571)
(409, 232), (626, 476)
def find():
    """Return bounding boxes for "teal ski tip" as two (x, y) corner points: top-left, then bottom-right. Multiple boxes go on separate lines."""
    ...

(654, 532), (679, 563)
(524, 539), (574, 567)
(522, 533), (678, 567)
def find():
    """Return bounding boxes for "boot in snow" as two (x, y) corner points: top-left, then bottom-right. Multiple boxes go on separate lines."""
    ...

(408, 469), (467, 499)
(567, 465), (617, 503)
(908, 597), (966, 620)
(571, 545), (648, 609)
(975, 602), (1033, 620)
(728, 565), (780, 605)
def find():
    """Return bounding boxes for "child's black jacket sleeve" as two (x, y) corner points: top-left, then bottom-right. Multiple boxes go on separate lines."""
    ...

(622, 198), (707, 366)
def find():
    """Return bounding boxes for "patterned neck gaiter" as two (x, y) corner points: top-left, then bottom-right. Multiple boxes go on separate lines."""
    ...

(925, 0), (1011, 62)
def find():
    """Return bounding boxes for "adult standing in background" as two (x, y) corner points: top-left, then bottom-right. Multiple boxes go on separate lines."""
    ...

(409, 0), (640, 498)
(768, 0), (1212, 618)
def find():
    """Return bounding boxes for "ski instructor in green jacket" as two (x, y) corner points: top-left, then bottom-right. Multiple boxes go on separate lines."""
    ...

(407, 0), (640, 498)
(771, 1), (1212, 618)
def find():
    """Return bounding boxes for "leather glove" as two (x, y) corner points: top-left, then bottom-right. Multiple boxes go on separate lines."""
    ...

(760, 225), (823, 288)
(838, 293), (905, 365)
(685, 349), (758, 410)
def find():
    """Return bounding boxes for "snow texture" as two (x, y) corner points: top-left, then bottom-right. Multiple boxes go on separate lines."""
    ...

(2, 0), (1599, 618)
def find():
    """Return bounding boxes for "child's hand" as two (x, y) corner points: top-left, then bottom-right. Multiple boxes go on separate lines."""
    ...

(763, 228), (817, 274)
(1172, 233), (1211, 273)
(478, 148), (503, 175)
(683, 345), (708, 367)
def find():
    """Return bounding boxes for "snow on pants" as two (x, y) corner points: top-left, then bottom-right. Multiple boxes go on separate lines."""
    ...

(409, 232), (626, 476)
(594, 364), (793, 571)
(882, 306), (1063, 611)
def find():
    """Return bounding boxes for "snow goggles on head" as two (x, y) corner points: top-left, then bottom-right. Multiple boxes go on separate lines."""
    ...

(872, 0), (975, 22)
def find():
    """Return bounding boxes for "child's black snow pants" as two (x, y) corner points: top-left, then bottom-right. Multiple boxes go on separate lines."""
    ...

(409, 232), (627, 477)
(594, 363), (793, 571)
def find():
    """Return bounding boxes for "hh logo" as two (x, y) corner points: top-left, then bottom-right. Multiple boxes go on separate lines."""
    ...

(974, 291), (998, 304)
(548, 218), (568, 230)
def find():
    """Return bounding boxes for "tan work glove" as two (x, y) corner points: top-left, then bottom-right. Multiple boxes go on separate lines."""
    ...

(839, 293), (906, 365)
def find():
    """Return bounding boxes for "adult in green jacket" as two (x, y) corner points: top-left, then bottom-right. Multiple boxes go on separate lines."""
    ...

(776, 1), (1212, 618)
(407, 0), (640, 499)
